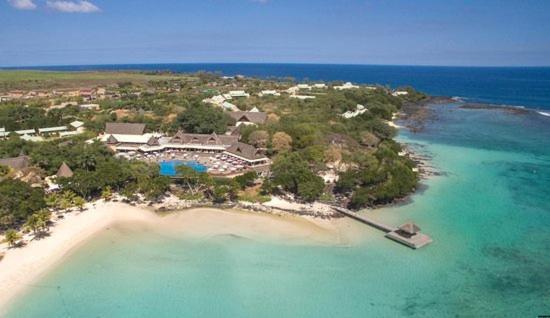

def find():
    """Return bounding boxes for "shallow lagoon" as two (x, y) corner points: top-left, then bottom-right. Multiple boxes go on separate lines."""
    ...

(5, 105), (550, 317)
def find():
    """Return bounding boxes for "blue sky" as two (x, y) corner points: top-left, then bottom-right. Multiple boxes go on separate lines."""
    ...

(1, 0), (550, 67)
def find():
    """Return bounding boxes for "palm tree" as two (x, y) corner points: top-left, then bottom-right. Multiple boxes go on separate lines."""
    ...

(24, 215), (43, 237)
(36, 210), (52, 232)
(101, 186), (113, 201)
(73, 196), (86, 211)
(3, 229), (22, 248)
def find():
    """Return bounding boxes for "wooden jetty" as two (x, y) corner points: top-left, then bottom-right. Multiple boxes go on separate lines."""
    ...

(332, 207), (432, 249)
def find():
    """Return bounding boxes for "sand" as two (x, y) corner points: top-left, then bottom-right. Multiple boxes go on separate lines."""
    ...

(0, 201), (364, 312)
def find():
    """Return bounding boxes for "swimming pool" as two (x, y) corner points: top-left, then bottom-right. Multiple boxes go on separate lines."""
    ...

(159, 160), (208, 176)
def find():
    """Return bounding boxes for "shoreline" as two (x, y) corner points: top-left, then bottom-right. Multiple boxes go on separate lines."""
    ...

(0, 201), (363, 313)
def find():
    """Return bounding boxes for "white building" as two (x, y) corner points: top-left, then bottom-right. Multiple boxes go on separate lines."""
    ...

(79, 103), (100, 111)
(341, 104), (368, 119)
(289, 95), (316, 100)
(228, 90), (250, 98)
(334, 82), (359, 90)
(258, 90), (280, 97)
(392, 91), (409, 96)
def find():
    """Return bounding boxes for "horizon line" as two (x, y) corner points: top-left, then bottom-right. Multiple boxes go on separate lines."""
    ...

(2, 62), (550, 70)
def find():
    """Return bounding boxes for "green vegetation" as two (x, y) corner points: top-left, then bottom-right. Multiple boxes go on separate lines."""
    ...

(175, 102), (231, 134)
(0, 179), (46, 230)
(0, 70), (425, 228)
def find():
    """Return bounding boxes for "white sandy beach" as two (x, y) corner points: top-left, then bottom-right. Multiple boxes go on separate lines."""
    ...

(0, 201), (364, 312)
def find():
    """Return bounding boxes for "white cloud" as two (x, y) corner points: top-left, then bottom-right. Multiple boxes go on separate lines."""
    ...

(7, 0), (37, 10)
(46, 0), (100, 13)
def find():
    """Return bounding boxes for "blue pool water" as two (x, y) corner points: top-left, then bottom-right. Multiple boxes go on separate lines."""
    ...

(159, 160), (207, 176)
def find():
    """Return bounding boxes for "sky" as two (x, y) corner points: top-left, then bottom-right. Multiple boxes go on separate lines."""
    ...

(1, 0), (550, 67)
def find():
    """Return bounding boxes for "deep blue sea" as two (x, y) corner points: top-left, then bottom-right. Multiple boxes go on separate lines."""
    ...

(5, 63), (550, 110)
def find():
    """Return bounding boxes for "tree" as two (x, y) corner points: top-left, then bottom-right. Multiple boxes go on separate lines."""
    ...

(0, 179), (46, 230)
(248, 130), (269, 148)
(271, 152), (325, 202)
(272, 132), (292, 152)
(3, 229), (22, 248)
(101, 186), (113, 201)
(73, 196), (86, 211)
(176, 103), (230, 134)
(24, 214), (45, 237)
(176, 166), (213, 195)
(234, 171), (258, 190)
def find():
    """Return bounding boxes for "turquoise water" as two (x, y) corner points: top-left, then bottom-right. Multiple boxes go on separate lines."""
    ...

(5, 104), (550, 317)
(159, 160), (208, 176)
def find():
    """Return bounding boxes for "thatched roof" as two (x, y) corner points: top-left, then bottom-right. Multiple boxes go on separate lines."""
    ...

(169, 131), (238, 146)
(229, 111), (267, 125)
(105, 122), (146, 135)
(225, 142), (264, 160)
(0, 155), (30, 170)
(56, 162), (74, 178)
(399, 223), (421, 235)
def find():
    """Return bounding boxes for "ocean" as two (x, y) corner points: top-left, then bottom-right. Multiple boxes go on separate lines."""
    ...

(5, 63), (550, 110)
(3, 65), (550, 317)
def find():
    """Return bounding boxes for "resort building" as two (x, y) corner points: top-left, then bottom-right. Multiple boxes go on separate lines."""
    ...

(79, 103), (100, 111)
(70, 120), (86, 132)
(334, 82), (359, 90)
(98, 123), (270, 176)
(222, 101), (240, 112)
(229, 111), (267, 126)
(341, 104), (368, 119)
(289, 95), (316, 100)
(38, 126), (69, 136)
(258, 90), (280, 97)
(228, 90), (250, 98)
(392, 91), (409, 96)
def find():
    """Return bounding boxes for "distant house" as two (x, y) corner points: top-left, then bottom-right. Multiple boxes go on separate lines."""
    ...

(229, 111), (267, 126)
(297, 84), (311, 90)
(392, 91), (409, 96)
(258, 90), (280, 97)
(0, 155), (31, 171)
(15, 129), (37, 136)
(341, 104), (368, 119)
(0, 128), (7, 139)
(228, 90), (250, 98)
(313, 83), (327, 89)
(80, 88), (96, 101)
(70, 120), (85, 132)
(79, 103), (100, 111)
(334, 82), (359, 90)
(222, 101), (240, 112)
(38, 126), (68, 135)
(289, 95), (316, 100)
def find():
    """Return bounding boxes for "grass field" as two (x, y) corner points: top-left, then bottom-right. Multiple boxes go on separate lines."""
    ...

(0, 70), (190, 91)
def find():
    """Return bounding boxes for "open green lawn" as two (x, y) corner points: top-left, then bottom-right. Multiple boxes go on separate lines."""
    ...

(0, 70), (192, 90)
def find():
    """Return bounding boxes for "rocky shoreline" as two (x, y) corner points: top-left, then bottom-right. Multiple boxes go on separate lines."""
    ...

(459, 103), (531, 114)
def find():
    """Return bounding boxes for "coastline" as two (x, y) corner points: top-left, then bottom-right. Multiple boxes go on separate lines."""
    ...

(0, 201), (363, 313)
